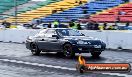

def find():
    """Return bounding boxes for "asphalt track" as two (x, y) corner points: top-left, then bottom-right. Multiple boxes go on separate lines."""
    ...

(0, 42), (132, 77)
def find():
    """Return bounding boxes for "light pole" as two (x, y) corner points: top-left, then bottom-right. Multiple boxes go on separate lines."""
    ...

(14, 0), (17, 25)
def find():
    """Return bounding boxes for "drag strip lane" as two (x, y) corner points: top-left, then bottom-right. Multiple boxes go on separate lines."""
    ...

(0, 58), (132, 77)
(0, 43), (132, 77)
(0, 58), (76, 71)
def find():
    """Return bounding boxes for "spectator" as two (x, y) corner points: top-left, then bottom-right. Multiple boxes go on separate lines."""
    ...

(126, 22), (129, 27)
(69, 20), (78, 29)
(113, 24), (118, 30)
(69, 20), (75, 28)
(52, 20), (60, 28)
(48, 23), (51, 28)
(36, 20), (41, 25)
(77, 23), (82, 30)
(107, 25), (114, 30)
(86, 21), (94, 30)
(103, 22), (107, 30)
(94, 22), (99, 30)
(2, 21), (11, 28)
(98, 25), (104, 30)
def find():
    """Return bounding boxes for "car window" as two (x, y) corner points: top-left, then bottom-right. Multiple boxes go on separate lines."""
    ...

(34, 30), (47, 38)
(57, 29), (83, 36)
(45, 29), (56, 37)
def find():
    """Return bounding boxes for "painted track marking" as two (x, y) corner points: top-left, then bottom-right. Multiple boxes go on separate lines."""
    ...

(0, 58), (131, 77)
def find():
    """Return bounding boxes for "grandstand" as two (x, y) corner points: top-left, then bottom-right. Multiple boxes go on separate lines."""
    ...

(41, 0), (125, 23)
(0, 0), (131, 25)
(86, 3), (132, 23)
(0, 0), (29, 19)
(2, 0), (87, 24)
(3, 0), (61, 18)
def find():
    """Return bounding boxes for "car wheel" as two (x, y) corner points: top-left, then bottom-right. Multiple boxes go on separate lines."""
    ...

(63, 44), (75, 58)
(91, 52), (101, 58)
(31, 44), (41, 55)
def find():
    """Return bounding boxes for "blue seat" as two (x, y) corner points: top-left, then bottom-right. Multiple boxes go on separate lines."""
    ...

(40, 0), (125, 23)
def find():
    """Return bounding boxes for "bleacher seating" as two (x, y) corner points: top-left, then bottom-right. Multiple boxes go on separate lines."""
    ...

(0, 0), (30, 20)
(0, 0), (30, 14)
(41, 0), (124, 23)
(88, 3), (132, 22)
(2, 0), (62, 18)
(4, 0), (87, 24)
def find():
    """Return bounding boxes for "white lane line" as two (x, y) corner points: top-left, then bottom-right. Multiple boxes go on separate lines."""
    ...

(0, 58), (131, 77)
(0, 59), (76, 71)
(102, 73), (132, 77)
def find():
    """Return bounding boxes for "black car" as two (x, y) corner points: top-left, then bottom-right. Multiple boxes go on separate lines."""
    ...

(26, 28), (106, 58)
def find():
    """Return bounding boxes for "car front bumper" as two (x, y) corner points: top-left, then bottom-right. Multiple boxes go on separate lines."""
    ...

(72, 44), (106, 53)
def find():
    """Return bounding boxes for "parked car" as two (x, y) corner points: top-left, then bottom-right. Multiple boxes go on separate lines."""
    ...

(118, 26), (132, 30)
(35, 23), (49, 29)
(26, 28), (106, 58)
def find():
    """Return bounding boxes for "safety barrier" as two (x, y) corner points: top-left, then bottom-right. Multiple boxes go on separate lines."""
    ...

(0, 29), (40, 43)
(0, 29), (132, 49)
(80, 30), (132, 49)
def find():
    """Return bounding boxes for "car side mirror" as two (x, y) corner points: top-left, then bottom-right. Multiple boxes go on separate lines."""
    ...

(52, 35), (59, 39)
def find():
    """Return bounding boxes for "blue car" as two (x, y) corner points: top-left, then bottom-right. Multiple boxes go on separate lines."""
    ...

(118, 26), (132, 30)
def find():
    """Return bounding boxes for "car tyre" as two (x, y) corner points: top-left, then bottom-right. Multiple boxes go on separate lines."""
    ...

(63, 44), (75, 58)
(91, 52), (101, 58)
(31, 44), (41, 55)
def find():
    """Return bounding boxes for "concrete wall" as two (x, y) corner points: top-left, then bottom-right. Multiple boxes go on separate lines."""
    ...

(0, 29), (132, 49)
(80, 30), (132, 49)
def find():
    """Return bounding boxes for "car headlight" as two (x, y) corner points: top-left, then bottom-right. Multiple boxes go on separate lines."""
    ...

(77, 40), (92, 45)
(77, 40), (84, 44)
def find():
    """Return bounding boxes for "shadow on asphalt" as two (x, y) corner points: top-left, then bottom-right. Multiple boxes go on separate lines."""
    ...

(32, 52), (107, 62)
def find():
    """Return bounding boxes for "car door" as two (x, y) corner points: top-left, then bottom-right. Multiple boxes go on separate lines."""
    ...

(36, 30), (49, 50)
(46, 29), (61, 51)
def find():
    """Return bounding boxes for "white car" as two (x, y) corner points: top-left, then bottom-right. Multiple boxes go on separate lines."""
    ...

(36, 23), (49, 29)
(0, 25), (5, 29)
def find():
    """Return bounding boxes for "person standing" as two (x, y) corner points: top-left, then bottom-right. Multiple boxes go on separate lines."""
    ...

(103, 22), (107, 30)
(69, 20), (78, 29)
(2, 20), (11, 28)
(94, 22), (99, 30)
(48, 23), (51, 28)
(52, 20), (60, 28)
(77, 23), (82, 30)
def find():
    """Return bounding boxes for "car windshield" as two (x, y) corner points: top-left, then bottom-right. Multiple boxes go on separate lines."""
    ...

(57, 29), (83, 36)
